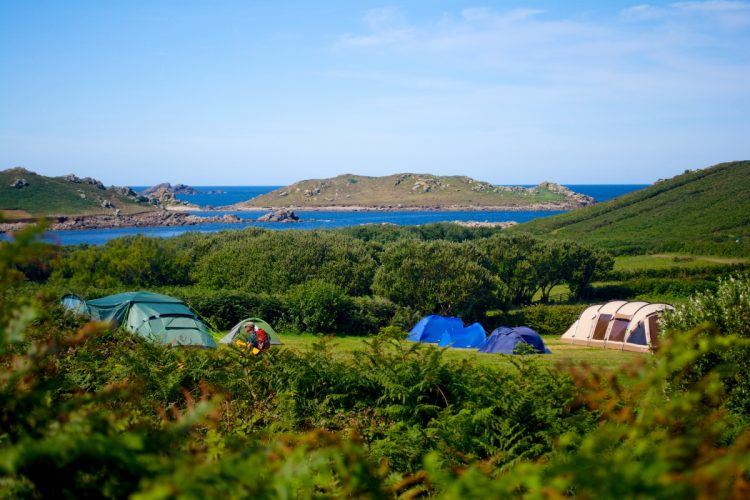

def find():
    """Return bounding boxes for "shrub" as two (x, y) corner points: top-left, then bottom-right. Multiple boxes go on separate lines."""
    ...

(372, 240), (499, 317)
(192, 231), (377, 295)
(284, 280), (354, 334)
(490, 304), (585, 336)
(167, 288), (285, 330)
(52, 236), (191, 288)
(663, 274), (750, 415)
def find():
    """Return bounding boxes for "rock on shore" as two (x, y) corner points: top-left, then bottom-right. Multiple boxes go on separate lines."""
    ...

(256, 209), (300, 223)
(0, 211), (247, 233)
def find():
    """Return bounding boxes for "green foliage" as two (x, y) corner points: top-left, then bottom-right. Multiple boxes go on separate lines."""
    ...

(284, 280), (355, 334)
(372, 239), (499, 317)
(663, 274), (750, 415)
(515, 160), (750, 256)
(0, 167), (151, 217)
(490, 304), (585, 336)
(168, 287), (284, 330)
(52, 236), (191, 288)
(476, 234), (612, 304)
(2, 229), (750, 496)
(192, 230), (376, 295)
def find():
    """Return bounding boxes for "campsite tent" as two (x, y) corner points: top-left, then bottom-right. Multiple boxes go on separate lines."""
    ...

(219, 317), (283, 346)
(407, 315), (464, 343)
(64, 291), (217, 348)
(561, 301), (673, 353)
(438, 322), (487, 349)
(61, 293), (90, 315)
(478, 326), (550, 354)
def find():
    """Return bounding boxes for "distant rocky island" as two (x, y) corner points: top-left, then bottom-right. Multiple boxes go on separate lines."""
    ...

(235, 173), (595, 211)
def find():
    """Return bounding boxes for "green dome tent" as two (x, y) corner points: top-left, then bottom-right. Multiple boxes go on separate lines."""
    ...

(219, 317), (282, 346)
(66, 291), (217, 348)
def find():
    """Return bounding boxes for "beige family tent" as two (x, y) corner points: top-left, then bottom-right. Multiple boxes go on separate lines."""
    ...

(561, 301), (674, 352)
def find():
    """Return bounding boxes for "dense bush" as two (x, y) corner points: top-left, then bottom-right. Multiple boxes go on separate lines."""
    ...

(476, 234), (613, 304)
(663, 274), (750, 415)
(283, 280), (355, 334)
(489, 304), (585, 336)
(166, 287), (285, 330)
(192, 231), (377, 295)
(372, 239), (500, 318)
(52, 236), (191, 288)
(590, 277), (718, 302)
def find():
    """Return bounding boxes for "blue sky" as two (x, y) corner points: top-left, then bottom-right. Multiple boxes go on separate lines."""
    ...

(1, 1), (749, 185)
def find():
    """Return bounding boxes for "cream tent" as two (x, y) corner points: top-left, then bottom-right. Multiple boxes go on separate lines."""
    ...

(561, 301), (674, 353)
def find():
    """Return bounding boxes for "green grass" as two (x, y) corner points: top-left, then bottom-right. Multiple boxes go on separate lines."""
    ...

(266, 333), (643, 369)
(244, 173), (585, 209)
(1, 167), (153, 217)
(514, 161), (750, 257)
(613, 253), (748, 271)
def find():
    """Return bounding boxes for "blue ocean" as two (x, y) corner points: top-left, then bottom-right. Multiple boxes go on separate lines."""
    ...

(39, 185), (646, 246)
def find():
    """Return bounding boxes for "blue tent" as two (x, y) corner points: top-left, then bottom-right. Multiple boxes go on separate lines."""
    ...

(438, 322), (487, 348)
(478, 326), (550, 354)
(407, 315), (464, 343)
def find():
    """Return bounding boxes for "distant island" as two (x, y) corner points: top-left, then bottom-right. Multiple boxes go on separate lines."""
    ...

(234, 173), (595, 211)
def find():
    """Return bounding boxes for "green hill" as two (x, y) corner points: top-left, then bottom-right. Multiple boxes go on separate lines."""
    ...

(0, 167), (155, 218)
(513, 161), (750, 256)
(238, 173), (594, 210)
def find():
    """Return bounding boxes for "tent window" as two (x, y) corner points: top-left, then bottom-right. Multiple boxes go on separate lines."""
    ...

(648, 316), (660, 348)
(608, 319), (629, 342)
(592, 315), (611, 340)
(628, 323), (647, 346)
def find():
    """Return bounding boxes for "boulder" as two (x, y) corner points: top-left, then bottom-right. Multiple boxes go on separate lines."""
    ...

(257, 208), (300, 223)
(10, 178), (29, 189)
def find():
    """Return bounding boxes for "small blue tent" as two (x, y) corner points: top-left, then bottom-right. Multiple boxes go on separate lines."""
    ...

(438, 322), (487, 348)
(407, 315), (464, 343)
(478, 326), (550, 354)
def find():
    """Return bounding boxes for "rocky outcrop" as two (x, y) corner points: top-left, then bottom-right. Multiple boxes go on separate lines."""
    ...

(257, 209), (300, 222)
(64, 174), (106, 190)
(10, 178), (29, 189)
(451, 220), (518, 229)
(142, 183), (200, 196)
(0, 211), (249, 233)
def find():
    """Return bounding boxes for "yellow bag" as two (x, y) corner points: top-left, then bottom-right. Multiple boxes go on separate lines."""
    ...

(252, 347), (261, 355)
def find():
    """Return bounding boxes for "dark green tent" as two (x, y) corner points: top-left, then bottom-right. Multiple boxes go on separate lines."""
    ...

(77, 291), (217, 348)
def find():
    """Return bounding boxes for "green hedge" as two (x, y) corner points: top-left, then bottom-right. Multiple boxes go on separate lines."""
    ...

(488, 304), (586, 336)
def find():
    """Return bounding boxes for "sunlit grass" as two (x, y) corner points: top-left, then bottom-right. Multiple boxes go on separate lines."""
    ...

(272, 333), (642, 369)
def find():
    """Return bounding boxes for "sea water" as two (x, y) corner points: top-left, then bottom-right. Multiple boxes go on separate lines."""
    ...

(35, 185), (646, 246)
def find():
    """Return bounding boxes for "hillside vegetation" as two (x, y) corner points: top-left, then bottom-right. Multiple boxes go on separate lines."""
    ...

(0, 167), (154, 217)
(240, 173), (594, 209)
(514, 161), (750, 256)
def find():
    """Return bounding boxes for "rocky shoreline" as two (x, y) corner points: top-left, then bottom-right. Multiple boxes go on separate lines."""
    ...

(0, 211), (246, 233)
(232, 202), (581, 212)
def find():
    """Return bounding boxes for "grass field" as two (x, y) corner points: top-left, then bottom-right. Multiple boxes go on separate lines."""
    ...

(613, 253), (748, 271)
(267, 333), (643, 369)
